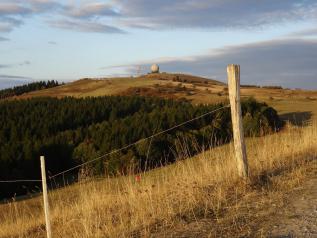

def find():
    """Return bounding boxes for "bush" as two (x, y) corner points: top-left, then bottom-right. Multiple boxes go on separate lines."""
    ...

(262, 86), (283, 89)
(242, 98), (282, 136)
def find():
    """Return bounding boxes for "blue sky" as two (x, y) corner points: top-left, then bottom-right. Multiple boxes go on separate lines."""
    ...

(0, 0), (317, 89)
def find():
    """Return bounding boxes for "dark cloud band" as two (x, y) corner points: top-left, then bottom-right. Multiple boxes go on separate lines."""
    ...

(48, 19), (126, 34)
(114, 39), (317, 89)
(115, 0), (317, 30)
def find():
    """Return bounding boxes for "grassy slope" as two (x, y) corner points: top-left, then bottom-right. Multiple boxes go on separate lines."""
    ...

(1, 73), (317, 237)
(0, 121), (316, 237)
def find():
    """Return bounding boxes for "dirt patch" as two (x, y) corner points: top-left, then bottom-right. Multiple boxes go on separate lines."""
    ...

(265, 176), (317, 237)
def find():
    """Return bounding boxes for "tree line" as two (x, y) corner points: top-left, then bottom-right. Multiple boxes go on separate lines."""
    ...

(0, 96), (282, 199)
(0, 80), (61, 99)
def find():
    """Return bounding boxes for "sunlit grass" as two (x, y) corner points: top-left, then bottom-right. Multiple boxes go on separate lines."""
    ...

(0, 121), (316, 237)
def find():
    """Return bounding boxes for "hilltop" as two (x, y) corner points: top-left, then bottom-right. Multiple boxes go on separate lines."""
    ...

(16, 73), (224, 101)
(12, 72), (317, 122)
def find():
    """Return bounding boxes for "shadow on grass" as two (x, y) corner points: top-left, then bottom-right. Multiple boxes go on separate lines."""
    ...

(279, 111), (312, 127)
(250, 153), (316, 190)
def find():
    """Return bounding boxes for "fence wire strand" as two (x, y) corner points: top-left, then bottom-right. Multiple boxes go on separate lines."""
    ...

(49, 104), (230, 179)
(0, 104), (230, 183)
(0, 179), (42, 183)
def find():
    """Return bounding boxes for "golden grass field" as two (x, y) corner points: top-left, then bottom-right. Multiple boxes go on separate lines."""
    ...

(0, 121), (316, 237)
(1, 73), (317, 237)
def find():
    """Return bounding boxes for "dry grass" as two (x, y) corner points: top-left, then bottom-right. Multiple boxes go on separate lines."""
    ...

(15, 73), (317, 122)
(16, 73), (222, 99)
(3, 73), (317, 237)
(0, 121), (316, 237)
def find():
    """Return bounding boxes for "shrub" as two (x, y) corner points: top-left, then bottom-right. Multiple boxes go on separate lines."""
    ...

(242, 98), (282, 136)
(262, 86), (283, 89)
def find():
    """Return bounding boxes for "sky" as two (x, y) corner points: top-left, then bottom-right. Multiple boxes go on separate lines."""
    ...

(0, 0), (317, 89)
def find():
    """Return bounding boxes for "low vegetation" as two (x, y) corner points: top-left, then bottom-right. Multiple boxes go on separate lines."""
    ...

(241, 85), (283, 90)
(262, 85), (283, 90)
(0, 120), (316, 237)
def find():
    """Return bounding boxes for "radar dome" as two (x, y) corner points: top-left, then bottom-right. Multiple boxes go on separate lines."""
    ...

(150, 64), (160, 73)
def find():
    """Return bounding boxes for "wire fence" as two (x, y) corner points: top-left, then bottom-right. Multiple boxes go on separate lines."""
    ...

(0, 104), (230, 184)
(0, 179), (42, 183)
(1, 65), (254, 238)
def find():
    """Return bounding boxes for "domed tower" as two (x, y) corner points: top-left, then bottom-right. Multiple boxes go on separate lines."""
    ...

(150, 64), (160, 73)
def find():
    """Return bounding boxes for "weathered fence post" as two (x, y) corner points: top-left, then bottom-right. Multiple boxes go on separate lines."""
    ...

(227, 65), (249, 178)
(40, 156), (52, 238)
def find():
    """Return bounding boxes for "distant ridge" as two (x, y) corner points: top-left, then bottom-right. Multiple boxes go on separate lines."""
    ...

(6, 72), (317, 120)
(14, 73), (224, 99)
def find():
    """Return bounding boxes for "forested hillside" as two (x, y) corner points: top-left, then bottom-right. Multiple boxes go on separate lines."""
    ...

(0, 96), (281, 199)
(0, 80), (61, 99)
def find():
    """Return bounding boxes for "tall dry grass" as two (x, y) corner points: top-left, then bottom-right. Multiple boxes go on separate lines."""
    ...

(0, 122), (316, 237)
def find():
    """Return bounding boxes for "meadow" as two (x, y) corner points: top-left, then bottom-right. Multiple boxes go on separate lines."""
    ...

(1, 74), (316, 237)
(0, 120), (316, 237)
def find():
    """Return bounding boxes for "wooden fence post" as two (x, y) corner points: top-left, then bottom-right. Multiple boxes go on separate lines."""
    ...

(40, 156), (52, 238)
(227, 65), (249, 178)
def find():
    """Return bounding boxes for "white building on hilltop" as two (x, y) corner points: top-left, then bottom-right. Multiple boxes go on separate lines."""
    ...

(150, 64), (160, 73)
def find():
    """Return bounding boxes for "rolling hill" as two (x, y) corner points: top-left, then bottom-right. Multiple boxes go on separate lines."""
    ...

(13, 72), (317, 122)
(1, 72), (317, 237)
